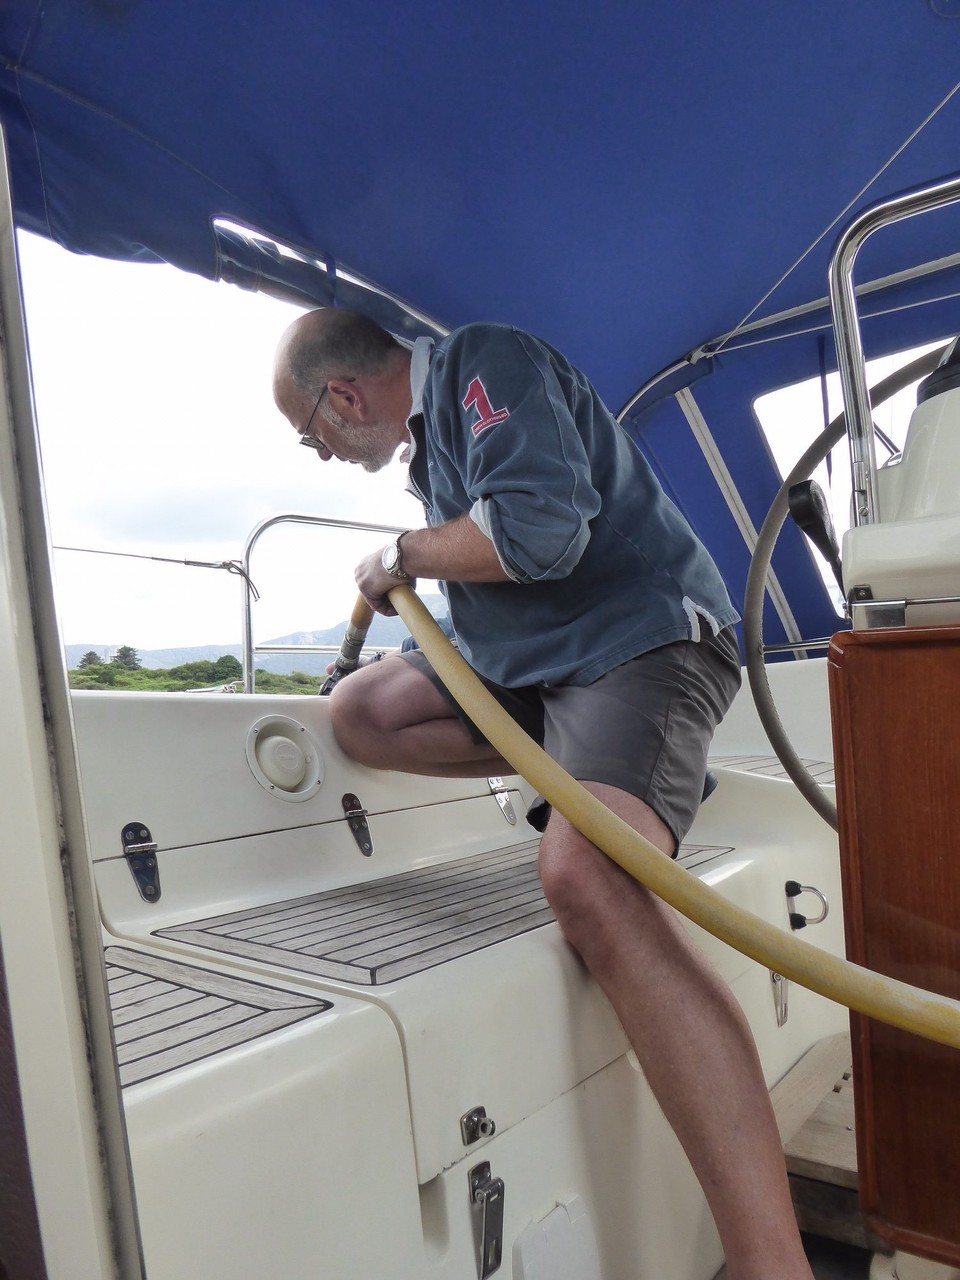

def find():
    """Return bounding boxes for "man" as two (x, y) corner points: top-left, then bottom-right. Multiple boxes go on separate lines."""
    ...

(273, 308), (814, 1280)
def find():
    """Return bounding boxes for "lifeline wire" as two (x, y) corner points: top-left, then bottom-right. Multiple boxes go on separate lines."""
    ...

(52, 544), (260, 599)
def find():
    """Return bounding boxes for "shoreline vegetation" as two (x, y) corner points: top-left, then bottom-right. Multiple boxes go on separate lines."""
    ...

(69, 649), (323, 693)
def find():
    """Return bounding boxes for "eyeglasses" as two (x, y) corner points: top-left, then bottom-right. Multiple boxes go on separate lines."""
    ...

(298, 385), (329, 450)
(298, 377), (356, 450)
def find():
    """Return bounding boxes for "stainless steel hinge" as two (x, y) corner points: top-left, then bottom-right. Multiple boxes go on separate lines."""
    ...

(342, 793), (374, 856)
(487, 777), (517, 826)
(469, 1161), (505, 1278)
(121, 821), (161, 902)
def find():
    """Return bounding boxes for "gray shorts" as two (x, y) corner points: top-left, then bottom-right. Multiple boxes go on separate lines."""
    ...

(401, 627), (742, 847)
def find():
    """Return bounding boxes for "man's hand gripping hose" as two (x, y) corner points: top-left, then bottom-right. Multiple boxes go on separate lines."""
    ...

(366, 583), (960, 1051)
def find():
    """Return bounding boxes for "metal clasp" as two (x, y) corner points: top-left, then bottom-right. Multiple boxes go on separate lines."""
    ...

(487, 777), (517, 826)
(469, 1161), (505, 1278)
(342, 793), (374, 856)
(121, 821), (161, 902)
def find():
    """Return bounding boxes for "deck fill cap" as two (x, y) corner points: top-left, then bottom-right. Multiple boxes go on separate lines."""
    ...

(256, 733), (307, 788)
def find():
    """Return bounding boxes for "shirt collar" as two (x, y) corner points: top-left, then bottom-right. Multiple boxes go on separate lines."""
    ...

(407, 335), (434, 423)
(401, 335), (435, 464)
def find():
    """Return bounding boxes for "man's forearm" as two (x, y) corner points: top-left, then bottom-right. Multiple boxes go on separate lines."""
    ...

(354, 514), (510, 615)
(399, 514), (510, 583)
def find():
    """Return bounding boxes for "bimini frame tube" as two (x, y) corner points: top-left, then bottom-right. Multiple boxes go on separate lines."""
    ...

(384, 585), (960, 1051)
(828, 170), (960, 529)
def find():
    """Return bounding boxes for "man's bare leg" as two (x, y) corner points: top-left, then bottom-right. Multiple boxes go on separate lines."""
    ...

(329, 655), (510, 777)
(330, 663), (808, 1276)
(538, 782), (812, 1280)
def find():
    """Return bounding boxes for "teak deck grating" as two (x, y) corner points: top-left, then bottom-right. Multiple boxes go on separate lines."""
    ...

(106, 946), (330, 1086)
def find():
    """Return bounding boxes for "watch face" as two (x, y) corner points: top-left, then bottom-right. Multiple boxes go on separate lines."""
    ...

(382, 543), (401, 573)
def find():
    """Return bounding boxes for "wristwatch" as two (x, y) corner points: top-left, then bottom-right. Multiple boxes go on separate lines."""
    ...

(381, 532), (411, 580)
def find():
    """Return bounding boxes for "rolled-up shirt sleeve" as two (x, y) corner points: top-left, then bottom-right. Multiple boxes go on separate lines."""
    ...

(442, 329), (601, 584)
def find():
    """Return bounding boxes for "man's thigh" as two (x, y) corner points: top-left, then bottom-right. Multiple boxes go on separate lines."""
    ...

(541, 629), (741, 847)
(330, 652), (464, 731)
(400, 648), (545, 745)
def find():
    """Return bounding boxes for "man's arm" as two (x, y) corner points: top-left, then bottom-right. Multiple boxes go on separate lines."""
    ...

(355, 515), (509, 615)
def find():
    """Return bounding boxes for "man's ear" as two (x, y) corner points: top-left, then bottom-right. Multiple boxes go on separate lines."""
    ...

(327, 377), (365, 419)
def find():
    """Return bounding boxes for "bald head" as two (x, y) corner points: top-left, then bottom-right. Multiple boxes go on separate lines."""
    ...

(273, 308), (407, 416)
(273, 309), (414, 471)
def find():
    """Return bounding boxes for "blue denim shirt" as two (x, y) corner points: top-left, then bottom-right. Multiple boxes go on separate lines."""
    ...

(408, 323), (739, 687)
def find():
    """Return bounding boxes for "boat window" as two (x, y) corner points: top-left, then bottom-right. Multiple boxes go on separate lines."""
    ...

(16, 233), (426, 678)
(753, 341), (946, 613)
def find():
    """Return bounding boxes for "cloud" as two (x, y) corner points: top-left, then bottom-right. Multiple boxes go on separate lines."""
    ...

(19, 232), (424, 647)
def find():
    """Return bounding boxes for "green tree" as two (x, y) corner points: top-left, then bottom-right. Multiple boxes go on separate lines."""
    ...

(167, 660), (215, 682)
(72, 662), (121, 687)
(211, 654), (242, 681)
(111, 645), (141, 670)
(77, 650), (105, 669)
(252, 669), (323, 694)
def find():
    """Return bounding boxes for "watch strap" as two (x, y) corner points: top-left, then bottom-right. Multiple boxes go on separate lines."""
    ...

(383, 532), (411, 579)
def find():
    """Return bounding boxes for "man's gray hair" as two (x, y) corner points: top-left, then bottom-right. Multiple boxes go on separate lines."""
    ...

(287, 310), (404, 396)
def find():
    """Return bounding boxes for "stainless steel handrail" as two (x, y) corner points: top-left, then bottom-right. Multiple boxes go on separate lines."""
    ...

(828, 171), (960, 528)
(240, 512), (407, 691)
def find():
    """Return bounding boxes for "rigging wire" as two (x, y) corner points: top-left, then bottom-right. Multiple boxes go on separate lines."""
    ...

(52, 544), (260, 599)
(713, 76), (960, 357)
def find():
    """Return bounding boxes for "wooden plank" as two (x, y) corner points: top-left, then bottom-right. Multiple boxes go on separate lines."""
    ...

(785, 1073), (858, 1190)
(829, 627), (960, 1264)
(770, 1032), (852, 1146)
(716, 1034), (882, 1274)
(790, 1176), (890, 1254)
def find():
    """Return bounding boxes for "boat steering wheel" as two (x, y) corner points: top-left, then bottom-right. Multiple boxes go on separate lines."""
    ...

(741, 345), (947, 831)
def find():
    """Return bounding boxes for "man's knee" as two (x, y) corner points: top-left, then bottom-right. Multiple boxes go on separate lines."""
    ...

(537, 820), (623, 949)
(538, 824), (587, 911)
(328, 660), (396, 763)
(328, 654), (463, 768)
(536, 791), (671, 956)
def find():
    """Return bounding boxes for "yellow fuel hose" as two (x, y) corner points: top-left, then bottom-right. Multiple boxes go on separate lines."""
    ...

(383, 585), (960, 1051)
(320, 596), (379, 694)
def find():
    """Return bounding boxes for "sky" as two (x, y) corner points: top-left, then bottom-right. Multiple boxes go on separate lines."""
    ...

(16, 232), (428, 654)
(754, 346), (938, 610)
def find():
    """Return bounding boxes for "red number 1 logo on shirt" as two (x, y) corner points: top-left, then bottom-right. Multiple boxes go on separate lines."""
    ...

(462, 377), (511, 437)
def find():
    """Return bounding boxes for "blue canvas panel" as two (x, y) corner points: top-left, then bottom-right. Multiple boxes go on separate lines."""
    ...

(2, 2), (959, 402)
(1, 1), (959, 613)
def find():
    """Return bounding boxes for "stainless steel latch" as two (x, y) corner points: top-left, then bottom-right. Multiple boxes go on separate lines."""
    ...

(770, 971), (789, 1027)
(469, 1161), (505, 1278)
(342, 793), (374, 856)
(121, 821), (161, 902)
(487, 777), (517, 826)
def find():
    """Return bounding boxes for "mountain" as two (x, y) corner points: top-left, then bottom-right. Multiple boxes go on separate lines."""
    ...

(65, 595), (449, 674)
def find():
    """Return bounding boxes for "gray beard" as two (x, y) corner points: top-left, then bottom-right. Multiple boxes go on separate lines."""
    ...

(321, 404), (396, 472)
